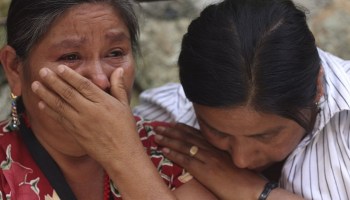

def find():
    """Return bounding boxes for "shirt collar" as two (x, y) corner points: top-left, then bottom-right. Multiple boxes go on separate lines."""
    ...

(291, 49), (350, 154)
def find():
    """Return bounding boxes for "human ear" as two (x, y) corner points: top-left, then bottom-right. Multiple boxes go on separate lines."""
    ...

(0, 45), (22, 96)
(315, 66), (324, 103)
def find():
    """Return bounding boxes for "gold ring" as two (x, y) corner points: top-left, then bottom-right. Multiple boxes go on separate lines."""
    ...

(189, 145), (199, 157)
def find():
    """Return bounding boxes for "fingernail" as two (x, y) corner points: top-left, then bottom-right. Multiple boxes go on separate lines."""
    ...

(38, 101), (45, 110)
(155, 126), (166, 132)
(31, 82), (39, 92)
(154, 134), (163, 141)
(118, 68), (124, 77)
(162, 147), (170, 154)
(58, 65), (65, 73)
(39, 68), (48, 77)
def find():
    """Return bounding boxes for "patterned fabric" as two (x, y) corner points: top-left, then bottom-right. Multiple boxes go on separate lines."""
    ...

(0, 116), (185, 200)
(133, 49), (350, 199)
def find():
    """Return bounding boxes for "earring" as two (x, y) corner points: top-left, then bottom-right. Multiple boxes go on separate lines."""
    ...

(10, 93), (20, 130)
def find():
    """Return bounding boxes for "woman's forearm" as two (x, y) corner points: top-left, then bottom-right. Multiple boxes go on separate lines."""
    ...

(103, 144), (177, 200)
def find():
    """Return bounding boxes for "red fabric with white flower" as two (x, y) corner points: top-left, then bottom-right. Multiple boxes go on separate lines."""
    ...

(0, 117), (185, 200)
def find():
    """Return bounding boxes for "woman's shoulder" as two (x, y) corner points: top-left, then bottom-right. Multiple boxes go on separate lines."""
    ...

(318, 48), (350, 77)
(0, 119), (56, 200)
(0, 119), (28, 164)
(133, 83), (198, 127)
(134, 116), (186, 189)
(134, 83), (187, 112)
(0, 119), (21, 147)
(134, 115), (170, 150)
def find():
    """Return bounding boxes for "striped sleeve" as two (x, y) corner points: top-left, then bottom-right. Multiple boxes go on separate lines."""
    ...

(133, 83), (199, 128)
(280, 49), (350, 199)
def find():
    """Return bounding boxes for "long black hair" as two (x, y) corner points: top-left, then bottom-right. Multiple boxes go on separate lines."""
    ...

(179, 0), (321, 132)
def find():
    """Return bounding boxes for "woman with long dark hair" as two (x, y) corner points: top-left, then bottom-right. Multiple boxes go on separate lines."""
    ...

(135, 0), (350, 199)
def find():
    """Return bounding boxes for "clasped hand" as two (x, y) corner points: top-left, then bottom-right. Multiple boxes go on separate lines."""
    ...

(154, 123), (268, 200)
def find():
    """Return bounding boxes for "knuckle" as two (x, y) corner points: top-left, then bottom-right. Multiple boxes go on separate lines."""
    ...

(163, 128), (173, 136)
(55, 111), (65, 124)
(77, 79), (92, 93)
(170, 139), (185, 150)
(54, 97), (65, 113)
(160, 135), (170, 144)
(62, 86), (75, 101)
(169, 126), (184, 137)
(177, 154), (193, 167)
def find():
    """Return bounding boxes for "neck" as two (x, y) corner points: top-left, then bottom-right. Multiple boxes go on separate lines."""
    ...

(49, 147), (106, 200)
(59, 155), (104, 183)
(30, 122), (106, 199)
(28, 115), (104, 179)
(22, 113), (108, 199)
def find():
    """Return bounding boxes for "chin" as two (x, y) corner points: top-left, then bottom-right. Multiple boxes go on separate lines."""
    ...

(63, 146), (89, 158)
(52, 139), (89, 158)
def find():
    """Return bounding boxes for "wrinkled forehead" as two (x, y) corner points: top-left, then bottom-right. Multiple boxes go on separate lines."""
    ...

(53, 2), (126, 26)
(38, 3), (130, 44)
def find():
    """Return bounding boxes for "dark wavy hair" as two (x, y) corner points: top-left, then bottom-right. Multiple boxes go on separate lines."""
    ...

(179, 0), (321, 132)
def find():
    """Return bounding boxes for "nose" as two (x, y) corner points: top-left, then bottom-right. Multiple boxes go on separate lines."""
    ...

(230, 143), (255, 169)
(82, 61), (111, 91)
(91, 73), (110, 90)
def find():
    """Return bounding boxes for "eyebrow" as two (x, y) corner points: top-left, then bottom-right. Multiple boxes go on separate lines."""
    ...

(105, 31), (130, 43)
(197, 116), (286, 137)
(50, 31), (129, 49)
(51, 37), (86, 49)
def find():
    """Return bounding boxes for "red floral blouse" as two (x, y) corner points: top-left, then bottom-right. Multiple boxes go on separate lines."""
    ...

(0, 116), (185, 200)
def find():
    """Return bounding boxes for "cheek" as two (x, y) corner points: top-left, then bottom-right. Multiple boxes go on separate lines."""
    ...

(21, 63), (36, 82)
(269, 131), (305, 161)
(20, 64), (42, 97)
(123, 64), (135, 84)
(269, 148), (292, 162)
(122, 61), (135, 101)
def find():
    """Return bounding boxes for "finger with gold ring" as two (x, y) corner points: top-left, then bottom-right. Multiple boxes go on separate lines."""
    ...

(189, 145), (199, 157)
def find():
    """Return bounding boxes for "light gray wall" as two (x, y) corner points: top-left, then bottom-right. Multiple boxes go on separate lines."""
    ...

(136, 0), (350, 94)
(0, 0), (349, 120)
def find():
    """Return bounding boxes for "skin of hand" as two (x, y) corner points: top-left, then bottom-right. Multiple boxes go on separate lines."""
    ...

(31, 65), (217, 200)
(31, 65), (175, 199)
(154, 124), (305, 200)
(3, 3), (215, 199)
(32, 65), (138, 167)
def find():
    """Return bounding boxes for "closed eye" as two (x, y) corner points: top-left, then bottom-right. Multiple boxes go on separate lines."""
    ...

(58, 53), (81, 62)
(251, 132), (279, 141)
(210, 130), (229, 138)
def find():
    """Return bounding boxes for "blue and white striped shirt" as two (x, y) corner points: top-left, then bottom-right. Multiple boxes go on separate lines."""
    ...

(133, 49), (350, 199)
